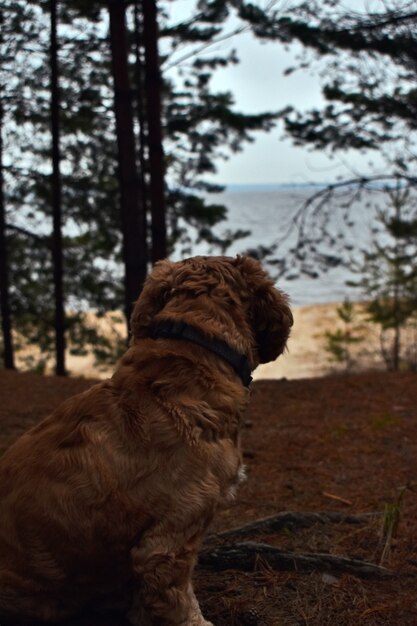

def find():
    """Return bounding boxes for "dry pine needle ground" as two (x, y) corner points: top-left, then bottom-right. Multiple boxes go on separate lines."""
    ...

(0, 370), (416, 626)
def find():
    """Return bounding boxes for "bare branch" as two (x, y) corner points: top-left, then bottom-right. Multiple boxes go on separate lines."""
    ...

(205, 511), (381, 543)
(6, 223), (48, 242)
(199, 541), (402, 579)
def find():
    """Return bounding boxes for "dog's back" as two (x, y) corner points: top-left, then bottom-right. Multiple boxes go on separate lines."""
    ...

(0, 256), (292, 625)
(0, 380), (153, 621)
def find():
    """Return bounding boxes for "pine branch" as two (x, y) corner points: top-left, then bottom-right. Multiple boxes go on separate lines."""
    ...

(6, 223), (48, 242)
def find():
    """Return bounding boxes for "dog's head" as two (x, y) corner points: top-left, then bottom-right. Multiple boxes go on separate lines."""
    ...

(130, 255), (293, 365)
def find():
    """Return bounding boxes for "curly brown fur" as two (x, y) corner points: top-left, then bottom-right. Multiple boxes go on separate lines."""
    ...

(0, 255), (292, 626)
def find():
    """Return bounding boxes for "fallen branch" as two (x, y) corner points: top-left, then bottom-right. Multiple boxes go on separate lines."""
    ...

(199, 541), (396, 579)
(206, 511), (380, 543)
(322, 492), (352, 505)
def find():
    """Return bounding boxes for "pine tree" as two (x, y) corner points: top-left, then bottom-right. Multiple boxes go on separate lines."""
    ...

(49, 0), (66, 375)
(4, 1), (123, 368)
(108, 0), (147, 327)
(0, 95), (15, 369)
(266, 0), (417, 272)
(273, 1), (417, 161)
(324, 299), (364, 371)
(141, 0), (167, 263)
(0, 0), (41, 369)
(3, 0), (282, 370)
(348, 184), (417, 370)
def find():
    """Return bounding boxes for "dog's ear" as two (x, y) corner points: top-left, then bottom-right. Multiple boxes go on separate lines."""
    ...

(253, 284), (293, 363)
(235, 256), (293, 364)
(130, 259), (175, 339)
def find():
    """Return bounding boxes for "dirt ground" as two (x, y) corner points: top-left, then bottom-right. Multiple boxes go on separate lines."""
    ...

(0, 369), (416, 626)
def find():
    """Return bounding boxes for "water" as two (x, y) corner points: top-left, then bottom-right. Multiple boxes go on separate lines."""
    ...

(200, 186), (385, 306)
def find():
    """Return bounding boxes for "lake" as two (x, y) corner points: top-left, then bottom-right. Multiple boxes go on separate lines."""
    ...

(197, 186), (386, 306)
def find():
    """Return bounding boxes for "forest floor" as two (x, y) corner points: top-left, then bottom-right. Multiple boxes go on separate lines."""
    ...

(0, 369), (416, 626)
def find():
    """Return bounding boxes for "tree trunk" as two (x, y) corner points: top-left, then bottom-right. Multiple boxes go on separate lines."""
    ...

(392, 191), (402, 371)
(50, 0), (66, 376)
(142, 0), (167, 263)
(108, 0), (147, 330)
(392, 287), (401, 371)
(133, 1), (150, 252)
(0, 95), (15, 370)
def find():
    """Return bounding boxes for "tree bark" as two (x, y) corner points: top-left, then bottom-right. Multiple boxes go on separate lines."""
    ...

(0, 95), (15, 370)
(108, 0), (147, 329)
(133, 1), (150, 249)
(142, 0), (167, 263)
(50, 0), (66, 376)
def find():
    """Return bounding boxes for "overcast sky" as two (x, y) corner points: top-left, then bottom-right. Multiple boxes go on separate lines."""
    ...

(165, 1), (385, 186)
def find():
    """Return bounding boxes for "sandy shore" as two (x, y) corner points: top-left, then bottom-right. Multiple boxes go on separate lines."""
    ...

(253, 302), (367, 380)
(16, 302), (390, 380)
(254, 300), (417, 379)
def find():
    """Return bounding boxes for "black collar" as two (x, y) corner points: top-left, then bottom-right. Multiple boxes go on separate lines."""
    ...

(150, 319), (253, 387)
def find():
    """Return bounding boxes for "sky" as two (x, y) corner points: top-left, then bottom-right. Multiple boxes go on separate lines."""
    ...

(165, 1), (385, 186)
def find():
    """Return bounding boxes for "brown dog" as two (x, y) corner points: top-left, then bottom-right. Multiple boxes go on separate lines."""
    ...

(0, 255), (292, 625)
